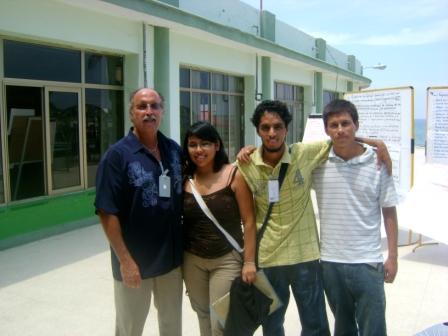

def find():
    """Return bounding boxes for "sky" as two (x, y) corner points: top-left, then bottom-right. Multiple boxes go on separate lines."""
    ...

(240, 0), (448, 119)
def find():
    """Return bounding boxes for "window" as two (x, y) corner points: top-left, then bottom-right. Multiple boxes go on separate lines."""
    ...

(4, 40), (81, 83)
(85, 53), (123, 86)
(180, 68), (244, 159)
(275, 82), (305, 143)
(1, 39), (124, 203)
(323, 90), (339, 109)
(85, 89), (124, 187)
(6, 86), (45, 201)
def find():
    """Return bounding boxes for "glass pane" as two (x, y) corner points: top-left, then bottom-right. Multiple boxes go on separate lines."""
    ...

(85, 89), (124, 187)
(4, 40), (81, 83)
(191, 70), (210, 90)
(180, 68), (190, 88)
(323, 90), (338, 108)
(49, 91), (81, 190)
(228, 76), (244, 93)
(180, 91), (191, 143)
(6, 86), (45, 201)
(295, 86), (304, 101)
(85, 53), (123, 85)
(212, 73), (228, 92)
(212, 94), (229, 155)
(191, 93), (211, 123)
(228, 96), (243, 160)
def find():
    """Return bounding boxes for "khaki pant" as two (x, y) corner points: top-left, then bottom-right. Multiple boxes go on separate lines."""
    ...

(114, 266), (183, 336)
(183, 251), (241, 336)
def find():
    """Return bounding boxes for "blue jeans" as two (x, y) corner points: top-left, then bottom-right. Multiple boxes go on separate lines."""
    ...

(261, 260), (330, 336)
(321, 261), (387, 336)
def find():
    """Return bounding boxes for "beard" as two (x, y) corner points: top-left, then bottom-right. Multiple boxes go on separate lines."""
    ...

(262, 142), (285, 153)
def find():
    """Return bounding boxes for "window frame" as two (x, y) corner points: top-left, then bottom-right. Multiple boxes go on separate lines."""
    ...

(0, 38), (124, 204)
(179, 66), (245, 160)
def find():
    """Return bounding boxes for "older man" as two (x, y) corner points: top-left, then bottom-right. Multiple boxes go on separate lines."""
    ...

(95, 88), (183, 336)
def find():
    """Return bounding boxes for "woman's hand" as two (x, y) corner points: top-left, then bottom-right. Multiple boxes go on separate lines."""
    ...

(241, 261), (257, 284)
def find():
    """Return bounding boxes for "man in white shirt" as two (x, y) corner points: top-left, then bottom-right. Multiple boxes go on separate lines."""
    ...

(313, 99), (398, 336)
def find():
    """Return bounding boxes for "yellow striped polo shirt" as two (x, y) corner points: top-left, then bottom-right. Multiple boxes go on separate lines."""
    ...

(238, 140), (331, 267)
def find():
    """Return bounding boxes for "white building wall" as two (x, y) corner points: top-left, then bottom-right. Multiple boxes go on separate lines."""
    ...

(179, 0), (260, 35)
(0, 0), (141, 54)
(323, 73), (347, 94)
(326, 45), (348, 69)
(271, 60), (315, 113)
(275, 21), (315, 57)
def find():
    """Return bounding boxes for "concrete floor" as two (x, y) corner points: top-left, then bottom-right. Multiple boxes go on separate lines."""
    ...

(0, 225), (447, 335)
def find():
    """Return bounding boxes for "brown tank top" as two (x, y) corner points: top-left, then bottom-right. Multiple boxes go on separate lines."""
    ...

(183, 167), (244, 258)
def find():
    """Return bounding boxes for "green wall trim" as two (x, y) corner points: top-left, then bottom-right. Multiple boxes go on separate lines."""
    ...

(261, 56), (271, 100)
(0, 217), (98, 251)
(0, 190), (96, 242)
(314, 72), (323, 114)
(260, 10), (275, 42)
(103, 0), (370, 84)
(154, 26), (170, 133)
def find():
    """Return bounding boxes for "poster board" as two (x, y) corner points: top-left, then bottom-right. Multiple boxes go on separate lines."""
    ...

(302, 115), (329, 142)
(344, 87), (414, 201)
(426, 87), (448, 164)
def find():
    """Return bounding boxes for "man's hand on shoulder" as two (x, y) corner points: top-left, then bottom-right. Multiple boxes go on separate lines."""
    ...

(237, 145), (257, 164)
(356, 137), (392, 175)
(375, 140), (392, 176)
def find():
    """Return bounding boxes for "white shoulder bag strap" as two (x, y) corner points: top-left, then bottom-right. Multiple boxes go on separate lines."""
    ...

(188, 179), (243, 253)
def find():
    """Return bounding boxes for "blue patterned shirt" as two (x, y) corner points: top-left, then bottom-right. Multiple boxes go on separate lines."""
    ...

(95, 129), (183, 280)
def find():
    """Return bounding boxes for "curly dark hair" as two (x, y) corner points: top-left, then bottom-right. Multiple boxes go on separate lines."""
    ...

(182, 121), (229, 177)
(251, 100), (292, 129)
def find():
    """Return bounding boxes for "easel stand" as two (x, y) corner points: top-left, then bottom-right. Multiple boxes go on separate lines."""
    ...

(398, 230), (439, 252)
(412, 234), (438, 252)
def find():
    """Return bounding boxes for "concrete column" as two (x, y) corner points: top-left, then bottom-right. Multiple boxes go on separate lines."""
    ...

(154, 26), (170, 133)
(347, 55), (356, 92)
(314, 38), (326, 114)
(260, 10), (276, 42)
(261, 56), (271, 100)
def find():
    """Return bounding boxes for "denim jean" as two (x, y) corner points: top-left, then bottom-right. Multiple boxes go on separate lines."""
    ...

(261, 260), (330, 336)
(321, 261), (387, 336)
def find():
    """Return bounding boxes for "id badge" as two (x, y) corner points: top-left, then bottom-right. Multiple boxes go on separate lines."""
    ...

(159, 175), (171, 198)
(268, 179), (279, 203)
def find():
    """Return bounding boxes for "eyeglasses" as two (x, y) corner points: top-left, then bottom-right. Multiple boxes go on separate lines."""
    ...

(187, 141), (214, 150)
(135, 102), (162, 111)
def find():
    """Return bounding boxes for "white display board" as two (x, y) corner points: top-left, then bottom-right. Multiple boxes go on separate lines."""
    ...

(426, 87), (448, 164)
(344, 87), (414, 200)
(302, 115), (329, 142)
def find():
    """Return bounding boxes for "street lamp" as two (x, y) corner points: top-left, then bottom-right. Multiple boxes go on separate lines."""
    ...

(362, 63), (387, 75)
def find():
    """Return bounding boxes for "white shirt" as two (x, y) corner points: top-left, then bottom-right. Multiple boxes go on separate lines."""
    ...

(313, 145), (398, 263)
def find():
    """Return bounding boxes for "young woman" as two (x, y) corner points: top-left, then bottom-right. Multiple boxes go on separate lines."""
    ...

(182, 121), (257, 336)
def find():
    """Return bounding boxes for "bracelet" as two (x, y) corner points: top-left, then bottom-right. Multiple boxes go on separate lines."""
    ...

(243, 261), (255, 266)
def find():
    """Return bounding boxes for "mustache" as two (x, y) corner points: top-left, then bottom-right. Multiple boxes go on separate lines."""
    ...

(143, 115), (157, 122)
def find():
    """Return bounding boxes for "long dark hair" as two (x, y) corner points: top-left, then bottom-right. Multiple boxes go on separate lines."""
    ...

(182, 121), (229, 177)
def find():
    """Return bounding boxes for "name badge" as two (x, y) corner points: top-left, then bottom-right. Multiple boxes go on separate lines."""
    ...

(159, 175), (171, 198)
(268, 179), (279, 203)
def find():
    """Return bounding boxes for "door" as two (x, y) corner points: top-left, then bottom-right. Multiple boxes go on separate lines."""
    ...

(45, 87), (83, 193)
